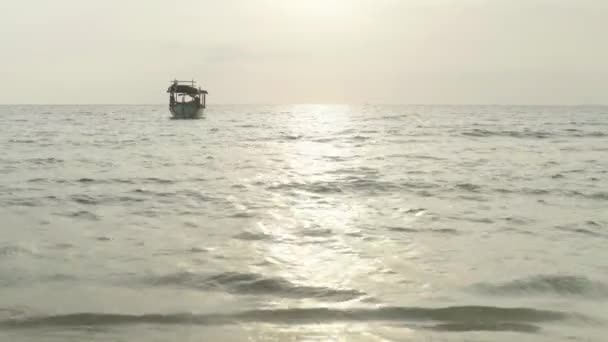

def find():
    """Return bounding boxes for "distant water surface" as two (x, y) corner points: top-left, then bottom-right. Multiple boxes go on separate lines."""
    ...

(0, 104), (607, 341)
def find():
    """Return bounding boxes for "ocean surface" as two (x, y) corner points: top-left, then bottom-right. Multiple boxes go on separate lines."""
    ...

(0, 104), (607, 341)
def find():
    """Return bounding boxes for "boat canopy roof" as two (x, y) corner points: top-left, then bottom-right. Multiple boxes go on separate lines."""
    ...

(167, 84), (208, 96)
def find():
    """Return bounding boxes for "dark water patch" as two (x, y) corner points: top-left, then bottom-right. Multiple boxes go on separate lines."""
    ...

(117, 196), (145, 203)
(589, 192), (608, 200)
(3, 198), (45, 207)
(415, 190), (435, 197)
(574, 131), (607, 137)
(110, 178), (136, 184)
(524, 188), (551, 195)
(145, 271), (364, 301)
(283, 134), (303, 140)
(461, 129), (553, 139)
(52, 243), (74, 250)
(268, 182), (343, 194)
(340, 176), (401, 193)
(472, 275), (608, 298)
(565, 191), (608, 201)
(302, 228), (333, 237)
(142, 177), (175, 185)
(457, 195), (487, 202)
(131, 189), (172, 197)
(388, 227), (419, 233)
(8, 139), (36, 144)
(345, 232), (363, 238)
(401, 181), (439, 190)
(350, 135), (370, 141)
(233, 231), (272, 241)
(58, 210), (99, 221)
(322, 155), (349, 162)
(132, 189), (213, 202)
(495, 187), (553, 196)
(189, 247), (208, 254)
(379, 114), (407, 121)
(447, 216), (493, 224)
(455, 183), (482, 193)
(410, 154), (446, 161)
(71, 195), (98, 205)
(555, 224), (603, 237)
(551, 174), (565, 179)
(313, 138), (336, 143)
(502, 227), (536, 236)
(229, 212), (255, 218)
(344, 178), (400, 193)
(432, 228), (459, 234)
(175, 190), (215, 201)
(0, 245), (34, 258)
(0, 305), (577, 329)
(405, 208), (426, 214)
(502, 216), (534, 225)
(429, 321), (540, 333)
(26, 157), (64, 165)
(69, 193), (144, 206)
(388, 227), (458, 235)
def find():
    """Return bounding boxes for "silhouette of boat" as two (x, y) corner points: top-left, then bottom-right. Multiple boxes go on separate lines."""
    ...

(167, 80), (208, 119)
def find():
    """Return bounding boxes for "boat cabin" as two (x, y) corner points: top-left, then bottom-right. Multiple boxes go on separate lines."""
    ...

(167, 80), (208, 108)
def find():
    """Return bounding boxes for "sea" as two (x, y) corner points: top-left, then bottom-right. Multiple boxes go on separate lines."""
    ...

(0, 104), (607, 341)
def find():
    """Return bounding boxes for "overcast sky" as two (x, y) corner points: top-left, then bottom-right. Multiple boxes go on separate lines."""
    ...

(1, 0), (606, 104)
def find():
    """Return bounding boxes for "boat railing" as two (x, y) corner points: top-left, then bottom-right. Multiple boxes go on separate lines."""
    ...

(171, 79), (196, 87)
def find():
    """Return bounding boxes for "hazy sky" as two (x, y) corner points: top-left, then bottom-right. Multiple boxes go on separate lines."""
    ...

(1, 0), (606, 104)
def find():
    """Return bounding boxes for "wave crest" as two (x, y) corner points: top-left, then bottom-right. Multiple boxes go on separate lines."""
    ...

(1, 305), (578, 332)
(146, 271), (364, 301)
(472, 275), (608, 297)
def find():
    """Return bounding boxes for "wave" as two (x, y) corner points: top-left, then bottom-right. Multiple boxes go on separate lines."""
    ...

(267, 178), (401, 195)
(555, 223), (604, 237)
(461, 129), (553, 139)
(145, 271), (364, 301)
(461, 128), (608, 139)
(0, 305), (579, 332)
(233, 231), (273, 241)
(429, 322), (540, 333)
(388, 227), (458, 234)
(471, 275), (608, 298)
(0, 245), (35, 258)
(26, 157), (64, 165)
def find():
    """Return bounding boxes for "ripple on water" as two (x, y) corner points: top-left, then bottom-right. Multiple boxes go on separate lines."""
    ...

(388, 227), (459, 235)
(144, 271), (365, 301)
(0, 305), (583, 334)
(471, 274), (608, 298)
(233, 231), (273, 241)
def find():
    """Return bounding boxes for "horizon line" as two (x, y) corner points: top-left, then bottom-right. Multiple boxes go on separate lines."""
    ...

(1, 103), (607, 107)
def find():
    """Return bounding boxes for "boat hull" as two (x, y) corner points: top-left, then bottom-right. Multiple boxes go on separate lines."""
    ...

(170, 103), (204, 119)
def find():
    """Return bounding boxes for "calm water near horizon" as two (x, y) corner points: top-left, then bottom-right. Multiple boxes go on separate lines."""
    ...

(1, 104), (607, 341)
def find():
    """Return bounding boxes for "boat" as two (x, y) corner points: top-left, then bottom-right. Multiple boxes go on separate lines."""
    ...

(167, 79), (208, 119)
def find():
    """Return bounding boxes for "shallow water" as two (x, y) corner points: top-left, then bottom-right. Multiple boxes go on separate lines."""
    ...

(0, 104), (607, 341)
